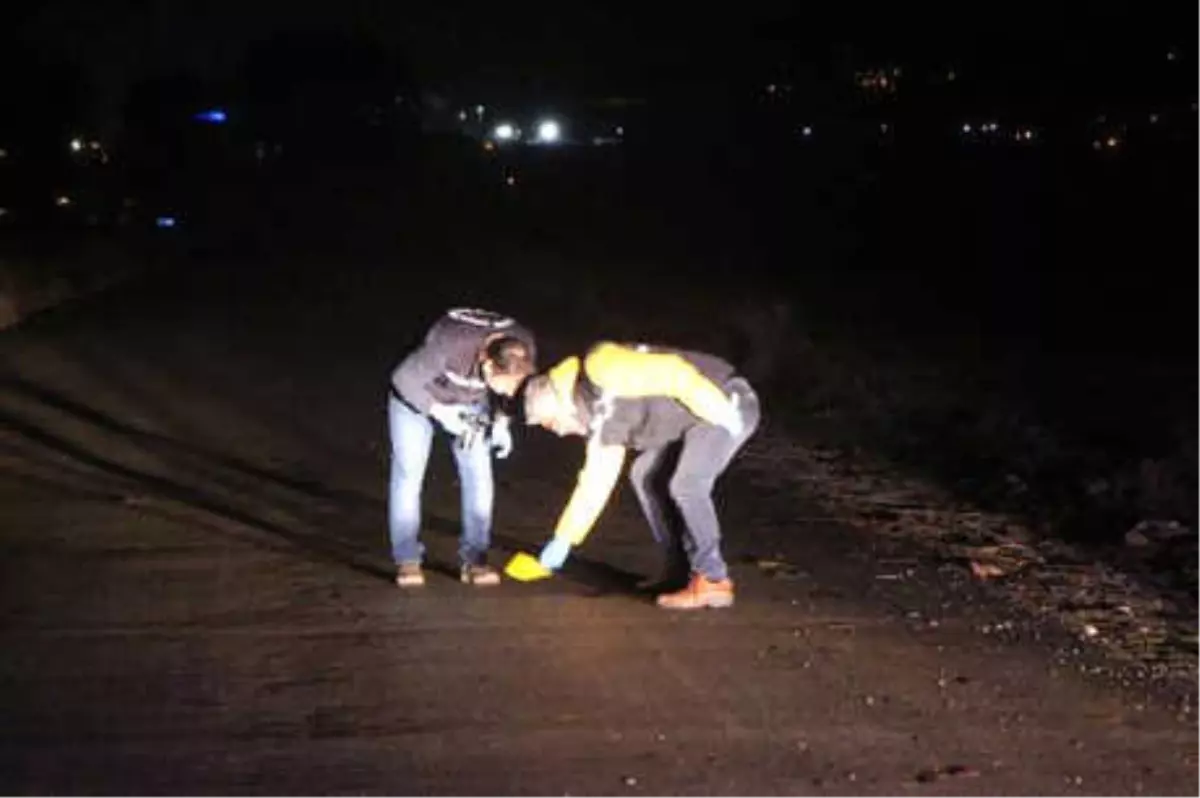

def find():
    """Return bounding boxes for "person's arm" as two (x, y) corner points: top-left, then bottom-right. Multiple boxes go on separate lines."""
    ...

(550, 436), (627, 545)
(583, 342), (740, 430)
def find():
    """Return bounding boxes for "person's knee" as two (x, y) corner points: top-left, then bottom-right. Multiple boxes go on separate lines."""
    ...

(668, 472), (713, 503)
(629, 462), (654, 493)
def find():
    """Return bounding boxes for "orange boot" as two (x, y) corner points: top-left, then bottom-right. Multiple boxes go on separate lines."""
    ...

(655, 573), (735, 609)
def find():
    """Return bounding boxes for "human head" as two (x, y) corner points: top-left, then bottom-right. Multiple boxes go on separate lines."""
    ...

(522, 358), (589, 437)
(480, 335), (535, 396)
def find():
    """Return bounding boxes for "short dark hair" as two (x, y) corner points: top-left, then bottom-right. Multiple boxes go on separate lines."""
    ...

(484, 336), (534, 376)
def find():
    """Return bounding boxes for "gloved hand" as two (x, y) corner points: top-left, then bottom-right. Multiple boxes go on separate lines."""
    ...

(538, 536), (572, 571)
(428, 402), (474, 437)
(490, 414), (513, 459)
(713, 392), (744, 438)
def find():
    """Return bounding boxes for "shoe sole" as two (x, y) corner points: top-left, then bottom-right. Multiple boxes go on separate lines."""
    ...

(657, 594), (735, 610)
(461, 573), (501, 586)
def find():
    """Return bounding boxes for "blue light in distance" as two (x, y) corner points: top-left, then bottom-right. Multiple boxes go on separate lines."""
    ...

(155, 216), (177, 228)
(195, 109), (228, 124)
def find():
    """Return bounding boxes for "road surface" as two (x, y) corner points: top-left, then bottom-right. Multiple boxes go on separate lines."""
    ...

(0, 247), (1194, 795)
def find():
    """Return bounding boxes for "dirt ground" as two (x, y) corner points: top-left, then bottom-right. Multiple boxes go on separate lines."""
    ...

(0, 247), (1195, 795)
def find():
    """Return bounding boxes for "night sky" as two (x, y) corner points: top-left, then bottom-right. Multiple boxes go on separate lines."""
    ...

(8, 1), (1194, 123)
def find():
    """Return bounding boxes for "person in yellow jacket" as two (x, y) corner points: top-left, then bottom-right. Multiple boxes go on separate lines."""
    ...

(508, 341), (761, 609)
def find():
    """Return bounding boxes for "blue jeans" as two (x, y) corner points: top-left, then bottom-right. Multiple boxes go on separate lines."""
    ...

(387, 395), (494, 566)
(627, 378), (761, 582)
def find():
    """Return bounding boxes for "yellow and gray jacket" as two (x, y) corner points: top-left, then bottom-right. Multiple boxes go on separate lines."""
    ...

(545, 342), (742, 546)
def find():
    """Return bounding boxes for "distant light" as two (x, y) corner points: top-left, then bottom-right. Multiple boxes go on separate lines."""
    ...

(962, 123), (972, 133)
(615, 125), (624, 136)
(195, 109), (227, 124)
(89, 140), (101, 150)
(482, 140), (496, 152)
(1149, 113), (1160, 124)
(800, 125), (813, 137)
(0, 147), (7, 159)
(880, 123), (889, 133)
(766, 83), (777, 94)
(69, 137), (83, 152)
(155, 215), (177, 228)
(505, 174), (516, 186)
(1106, 136), (1119, 148)
(947, 70), (957, 81)
(0, 207), (7, 217)
(535, 119), (561, 143)
(457, 110), (468, 122)
(55, 195), (72, 207)
(1167, 50), (1177, 62)
(892, 67), (902, 77)
(493, 122), (515, 140)
(475, 104), (485, 117)
(879, 76), (889, 88)
(1092, 140), (1102, 150)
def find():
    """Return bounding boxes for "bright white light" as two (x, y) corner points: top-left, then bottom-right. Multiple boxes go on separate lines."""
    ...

(70, 138), (83, 152)
(536, 119), (561, 143)
(493, 123), (515, 140)
(962, 123), (972, 133)
(155, 216), (177, 228)
(505, 174), (516, 186)
(800, 125), (813, 137)
(55, 195), (72, 207)
(615, 125), (624, 136)
(475, 105), (485, 117)
(457, 110), (468, 122)
(1106, 136), (1119, 148)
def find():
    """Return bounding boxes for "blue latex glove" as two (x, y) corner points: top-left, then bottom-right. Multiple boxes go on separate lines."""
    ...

(490, 415), (513, 459)
(538, 537), (572, 571)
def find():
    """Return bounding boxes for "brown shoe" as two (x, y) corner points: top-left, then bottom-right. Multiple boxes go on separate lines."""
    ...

(460, 563), (502, 586)
(656, 573), (735, 610)
(396, 561), (425, 588)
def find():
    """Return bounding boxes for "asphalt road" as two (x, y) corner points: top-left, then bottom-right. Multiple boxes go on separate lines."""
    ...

(0, 245), (1194, 795)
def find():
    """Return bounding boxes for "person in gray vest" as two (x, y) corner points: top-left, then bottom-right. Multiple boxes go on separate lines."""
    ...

(512, 341), (759, 609)
(388, 308), (537, 587)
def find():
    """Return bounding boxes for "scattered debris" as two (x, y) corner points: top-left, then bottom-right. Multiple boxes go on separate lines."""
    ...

(970, 561), (1006, 580)
(914, 764), (980, 783)
(1125, 520), (1191, 549)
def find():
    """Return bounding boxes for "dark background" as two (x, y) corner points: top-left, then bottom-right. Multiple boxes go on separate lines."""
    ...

(2, 1), (1196, 543)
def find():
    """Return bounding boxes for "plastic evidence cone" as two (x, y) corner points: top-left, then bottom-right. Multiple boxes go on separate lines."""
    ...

(504, 552), (553, 582)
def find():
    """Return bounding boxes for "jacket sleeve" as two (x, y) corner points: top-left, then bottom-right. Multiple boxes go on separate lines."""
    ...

(583, 342), (735, 427)
(552, 437), (627, 546)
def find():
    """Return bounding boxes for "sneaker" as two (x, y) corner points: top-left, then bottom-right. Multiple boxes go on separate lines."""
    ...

(656, 573), (735, 610)
(460, 563), (502, 586)
(395, 562), (425, 588)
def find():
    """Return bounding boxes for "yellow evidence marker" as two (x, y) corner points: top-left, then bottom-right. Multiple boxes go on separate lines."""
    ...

(504, 552), (554, 582)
